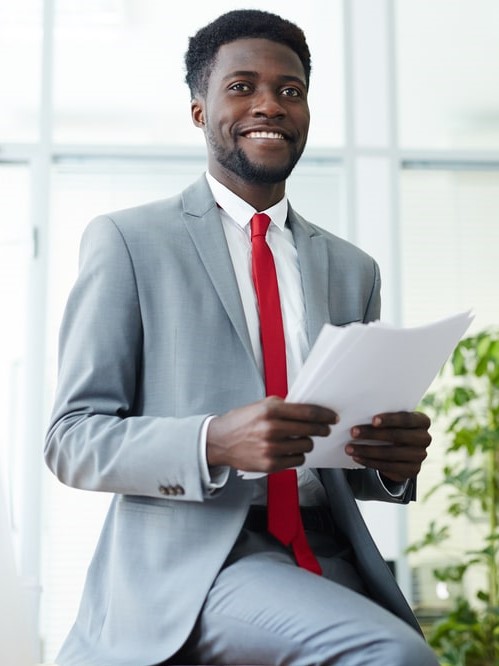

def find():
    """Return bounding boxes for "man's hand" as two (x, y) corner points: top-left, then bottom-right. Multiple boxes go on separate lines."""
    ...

(345, 411), (432, 483)
(207, 397), (338, 473)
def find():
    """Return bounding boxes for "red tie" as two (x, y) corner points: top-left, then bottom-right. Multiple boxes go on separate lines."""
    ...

(250, 212), (322, 575)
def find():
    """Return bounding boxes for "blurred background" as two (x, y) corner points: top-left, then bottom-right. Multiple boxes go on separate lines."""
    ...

(1, 0), (498, 661)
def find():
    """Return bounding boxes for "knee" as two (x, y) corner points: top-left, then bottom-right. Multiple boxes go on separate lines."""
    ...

(317, 624), (439, 666)
(383, 631), (439, 666)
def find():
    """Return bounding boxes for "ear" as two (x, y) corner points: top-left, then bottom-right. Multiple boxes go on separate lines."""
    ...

(191, 98), (206, 129)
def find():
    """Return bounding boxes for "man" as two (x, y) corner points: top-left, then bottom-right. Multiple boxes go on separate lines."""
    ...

(45, 9), (438, 666)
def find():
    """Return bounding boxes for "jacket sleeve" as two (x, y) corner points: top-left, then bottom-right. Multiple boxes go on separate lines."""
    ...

(44, 216), (209, 502)
(363, 257), (381, 324)
(346, 469), (416, 503)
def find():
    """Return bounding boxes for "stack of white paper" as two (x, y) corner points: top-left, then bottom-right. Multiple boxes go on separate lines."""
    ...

(240, 310), (473, 478)
(286, 310), (474, 469)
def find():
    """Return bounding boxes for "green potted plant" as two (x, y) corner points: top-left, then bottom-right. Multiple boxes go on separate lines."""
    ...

(407, 329), (499, 666)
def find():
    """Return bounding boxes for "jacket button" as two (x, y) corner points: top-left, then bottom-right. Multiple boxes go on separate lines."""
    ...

(159, 484), (185, 496)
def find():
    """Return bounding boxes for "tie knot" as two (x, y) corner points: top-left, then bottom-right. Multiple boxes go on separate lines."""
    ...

(251, 213), (271, 239)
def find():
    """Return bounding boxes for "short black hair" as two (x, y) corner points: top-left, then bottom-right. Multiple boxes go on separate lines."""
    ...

(184, 9), (312, 99)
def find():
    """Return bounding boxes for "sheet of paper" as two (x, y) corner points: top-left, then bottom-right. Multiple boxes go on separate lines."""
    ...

(239, 310), (473, 478)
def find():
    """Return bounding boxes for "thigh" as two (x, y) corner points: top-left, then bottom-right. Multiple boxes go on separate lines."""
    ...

(177, 532), (438, 666)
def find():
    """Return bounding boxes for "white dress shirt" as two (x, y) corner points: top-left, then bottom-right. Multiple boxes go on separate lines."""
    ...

(203, 172), (328, 505)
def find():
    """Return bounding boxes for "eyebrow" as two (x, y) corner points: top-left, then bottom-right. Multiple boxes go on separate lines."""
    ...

(222, 70), (306, 87)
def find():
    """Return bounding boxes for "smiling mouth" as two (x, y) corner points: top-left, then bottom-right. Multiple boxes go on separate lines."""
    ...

(244, 131), (286, 140)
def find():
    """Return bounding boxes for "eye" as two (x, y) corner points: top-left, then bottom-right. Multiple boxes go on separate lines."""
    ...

(229, 82), (251, 93)
(280, 87), (303, 98)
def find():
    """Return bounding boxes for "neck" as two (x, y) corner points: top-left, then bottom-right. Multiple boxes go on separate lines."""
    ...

(209, 168), (286, 212)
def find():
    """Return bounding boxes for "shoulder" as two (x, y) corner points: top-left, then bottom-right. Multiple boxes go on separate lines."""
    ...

(82, 174), (212, 241)
(88, 193), (184, 237)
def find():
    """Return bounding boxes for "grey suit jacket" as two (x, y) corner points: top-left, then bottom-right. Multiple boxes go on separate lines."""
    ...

(45, 175), (419, 666)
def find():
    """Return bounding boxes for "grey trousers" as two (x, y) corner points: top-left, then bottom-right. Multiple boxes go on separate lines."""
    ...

(172, 528), (439, 666)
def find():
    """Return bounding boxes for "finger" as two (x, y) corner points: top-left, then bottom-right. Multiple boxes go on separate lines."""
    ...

(371, 411), (431, 430)
(258, 418), (331, 442)
(345, 445), (422, 474)
(255, 431), (313, 456)
(258, 410), (335, 440)
(350, 425), (431, 448)
(271, 453), (308, 472)
(346, 442), (428, 464)
(345, 442), (427, 481)
(354, 457), (421, 482)
(258, 435), (316, 473)
(264, 397), (339, 425)
(273, 436), (314, 457)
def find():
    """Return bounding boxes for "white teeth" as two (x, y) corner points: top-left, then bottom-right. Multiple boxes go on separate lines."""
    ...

(246, 131), (284, 139)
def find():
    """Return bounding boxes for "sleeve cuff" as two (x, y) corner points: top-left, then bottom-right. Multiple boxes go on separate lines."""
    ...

(376, 470), (409, 497)
(199, 415), (230, 493)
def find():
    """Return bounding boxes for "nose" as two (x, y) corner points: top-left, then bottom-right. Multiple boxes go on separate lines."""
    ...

(251, 89), (286, 118)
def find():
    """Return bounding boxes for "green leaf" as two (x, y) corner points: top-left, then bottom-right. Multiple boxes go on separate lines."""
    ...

(404, 521), (449, 553)
(452, 346), (466, 375)
(490, 339), (499, 362)
(452, 386), (475, 407)
(476, 590), (490, 603)
(475, 355), (488, 377)
(476, 334), (492, 362)
(433, 564), (467, 582)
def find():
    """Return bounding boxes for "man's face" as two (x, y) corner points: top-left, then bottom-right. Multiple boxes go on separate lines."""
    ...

(192, 38), (310, 187)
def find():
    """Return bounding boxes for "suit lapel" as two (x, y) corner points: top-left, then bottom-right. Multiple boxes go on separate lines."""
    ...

(288, 207), (331, 348)
(179, 179), (332, 379)
(180, 177), (259, 374)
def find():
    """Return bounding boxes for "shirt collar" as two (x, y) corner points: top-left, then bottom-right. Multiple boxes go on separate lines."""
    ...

(206, 172), (288, 231)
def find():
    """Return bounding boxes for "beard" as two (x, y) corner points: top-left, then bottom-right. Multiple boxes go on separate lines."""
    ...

(206, 127), (304, 184)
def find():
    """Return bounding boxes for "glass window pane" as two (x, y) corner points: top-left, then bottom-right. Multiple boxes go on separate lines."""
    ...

(0, 163), (31, 549)
(400, 168), (499, 329)
(397, 0), (499, 149)
(401, 167), (499, 609)
(53, 0), (343, 147)
(0, 2), (42, 141)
